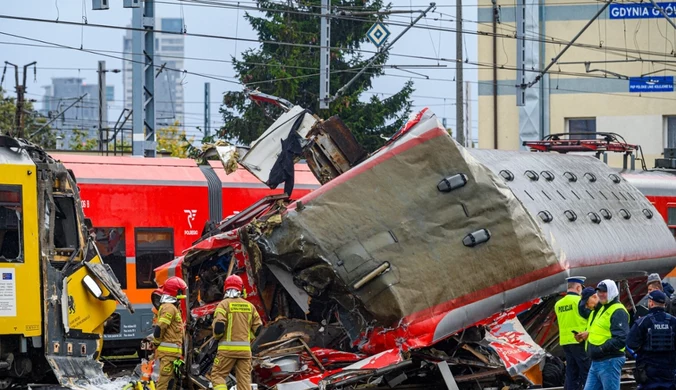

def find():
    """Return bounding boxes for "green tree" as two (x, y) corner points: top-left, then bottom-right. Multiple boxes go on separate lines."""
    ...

(157, 121), (195, 158)
(0, 87), (57, 148)
(69, 128), (98, 151)
(219, 0), (414, 153)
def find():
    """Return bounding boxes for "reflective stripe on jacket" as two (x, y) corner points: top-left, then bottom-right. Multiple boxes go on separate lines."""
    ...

(157, 342), (182, 354)
(212, 297), (262, 356)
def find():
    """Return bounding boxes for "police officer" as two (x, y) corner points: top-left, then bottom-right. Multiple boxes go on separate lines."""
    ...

(152, 276), (187, 390)
(556, 276), (592, 390)
(209, 275), (262, 390)
(627, 290), (676, 390)
(576, 279), (629, 390)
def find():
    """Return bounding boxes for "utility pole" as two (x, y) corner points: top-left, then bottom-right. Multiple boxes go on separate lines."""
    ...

(465, 80), (471, 147)
(319, 0), (331, 109)
(204, 82), (211, 138)
(4, 61), (37, 139)
(455, 0), (465, 146)
(132, 0), (156, 157)
(98, 60), (107, 152)
(30, 93), (88, 139)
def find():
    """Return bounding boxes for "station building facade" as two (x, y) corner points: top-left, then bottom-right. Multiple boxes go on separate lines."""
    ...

(477, 0), (676, 168)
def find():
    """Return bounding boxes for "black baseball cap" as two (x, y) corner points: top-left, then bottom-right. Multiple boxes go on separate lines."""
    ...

(596, 282), (608, 292)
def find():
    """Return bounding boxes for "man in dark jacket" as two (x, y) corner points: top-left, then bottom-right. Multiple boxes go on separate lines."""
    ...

(576, 280), (629, 390)
(627, 290), (676, 390)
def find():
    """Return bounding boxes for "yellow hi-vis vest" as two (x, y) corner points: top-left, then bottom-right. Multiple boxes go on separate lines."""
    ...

(586, 302), (628, 352)
(555, 293), (588, 345)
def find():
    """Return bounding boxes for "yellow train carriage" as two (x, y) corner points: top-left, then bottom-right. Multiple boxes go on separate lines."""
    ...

(0, 135), (133, 389)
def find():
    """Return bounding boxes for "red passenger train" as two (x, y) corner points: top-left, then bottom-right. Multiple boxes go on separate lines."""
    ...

(624, 170), (676, 236)
(52, 153), (319, 355)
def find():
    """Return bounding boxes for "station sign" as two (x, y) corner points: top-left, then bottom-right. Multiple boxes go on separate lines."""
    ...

(629, 76), (674, 93)
(610, 2), (676, 19)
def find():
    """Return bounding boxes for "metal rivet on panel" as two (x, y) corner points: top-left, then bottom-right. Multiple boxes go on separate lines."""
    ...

(588, 212), (601, 224)
(538, 211), (553, 223)
(541, 171), (555, 181)
(564, 172), (577, 182)
(584, 172), (597, 182)
(525, 170), (539, 181)
(620, 209), (631, 220)
(564, 210), (577, 222)
(499, 170), (514, 181)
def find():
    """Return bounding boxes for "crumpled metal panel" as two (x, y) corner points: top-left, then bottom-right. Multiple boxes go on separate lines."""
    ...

(46, 355), (109, 389)
(84, 260), (134, 313)
(483, 312), (544, 379)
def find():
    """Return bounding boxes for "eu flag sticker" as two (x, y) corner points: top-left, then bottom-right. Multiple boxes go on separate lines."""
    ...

(2, 273), (12, 280)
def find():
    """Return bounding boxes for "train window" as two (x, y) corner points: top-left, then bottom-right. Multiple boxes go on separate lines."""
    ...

(135, 228), (174, 289)
(0, 186), (22, 262)
(668, 208), (676, 238)
(94, 228), (127, 289)
(53, 196), (79, 250)
(668, 208), (676, 225)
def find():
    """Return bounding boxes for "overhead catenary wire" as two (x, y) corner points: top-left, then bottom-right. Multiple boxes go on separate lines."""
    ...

(10, 24), (676, 88)
(158, 0), (676, 65)
(1, 14), (675, 96)
(4, 2), (676, 116)
(0, 31), (241, 85)
(4, 26), (659, 95)
(3, 0), (671, 80)
(2, 12), (676, 68)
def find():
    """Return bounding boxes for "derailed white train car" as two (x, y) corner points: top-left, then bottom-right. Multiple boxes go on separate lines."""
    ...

(256, 108), (676, 352)
(156, 105), (676, 390)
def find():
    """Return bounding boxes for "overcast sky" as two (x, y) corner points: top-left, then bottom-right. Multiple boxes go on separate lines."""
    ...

(0, 0), (478, 142)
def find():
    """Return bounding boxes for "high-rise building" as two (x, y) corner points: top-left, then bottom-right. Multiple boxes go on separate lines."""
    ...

(122, 18), (185, 127)
(40, 77), (113, 149)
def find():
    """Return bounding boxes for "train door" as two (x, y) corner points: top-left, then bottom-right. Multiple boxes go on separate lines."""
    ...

(94, 227), (127, 336)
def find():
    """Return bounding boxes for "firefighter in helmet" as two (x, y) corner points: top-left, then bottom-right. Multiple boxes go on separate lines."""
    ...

(152, 276), (187, 390)
(627, 290), (676, 390)
(209, 274), (262, 390)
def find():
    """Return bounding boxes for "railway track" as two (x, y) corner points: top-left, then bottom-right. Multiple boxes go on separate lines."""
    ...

(101, 357), (142, 379)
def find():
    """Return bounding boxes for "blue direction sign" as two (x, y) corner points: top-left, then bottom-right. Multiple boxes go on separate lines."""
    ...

(629, 76), (674, 93)
(610, 2), (676, 19)
(367, 22), (391, 48)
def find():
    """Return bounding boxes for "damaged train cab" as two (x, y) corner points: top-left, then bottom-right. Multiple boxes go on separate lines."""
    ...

(153, 100), (676, 390)
(0, 136), (133, 389)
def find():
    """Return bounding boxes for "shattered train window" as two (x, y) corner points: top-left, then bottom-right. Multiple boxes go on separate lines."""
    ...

(135, 228), (174, 289)
(95, 227), (127, 289)
(0, 186), (22, 262)
(53, 196), (79, 250)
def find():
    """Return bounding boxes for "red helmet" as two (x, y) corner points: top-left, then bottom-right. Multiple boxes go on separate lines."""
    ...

(224, 275), (243, 293)
(162, 276), (188, 299)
